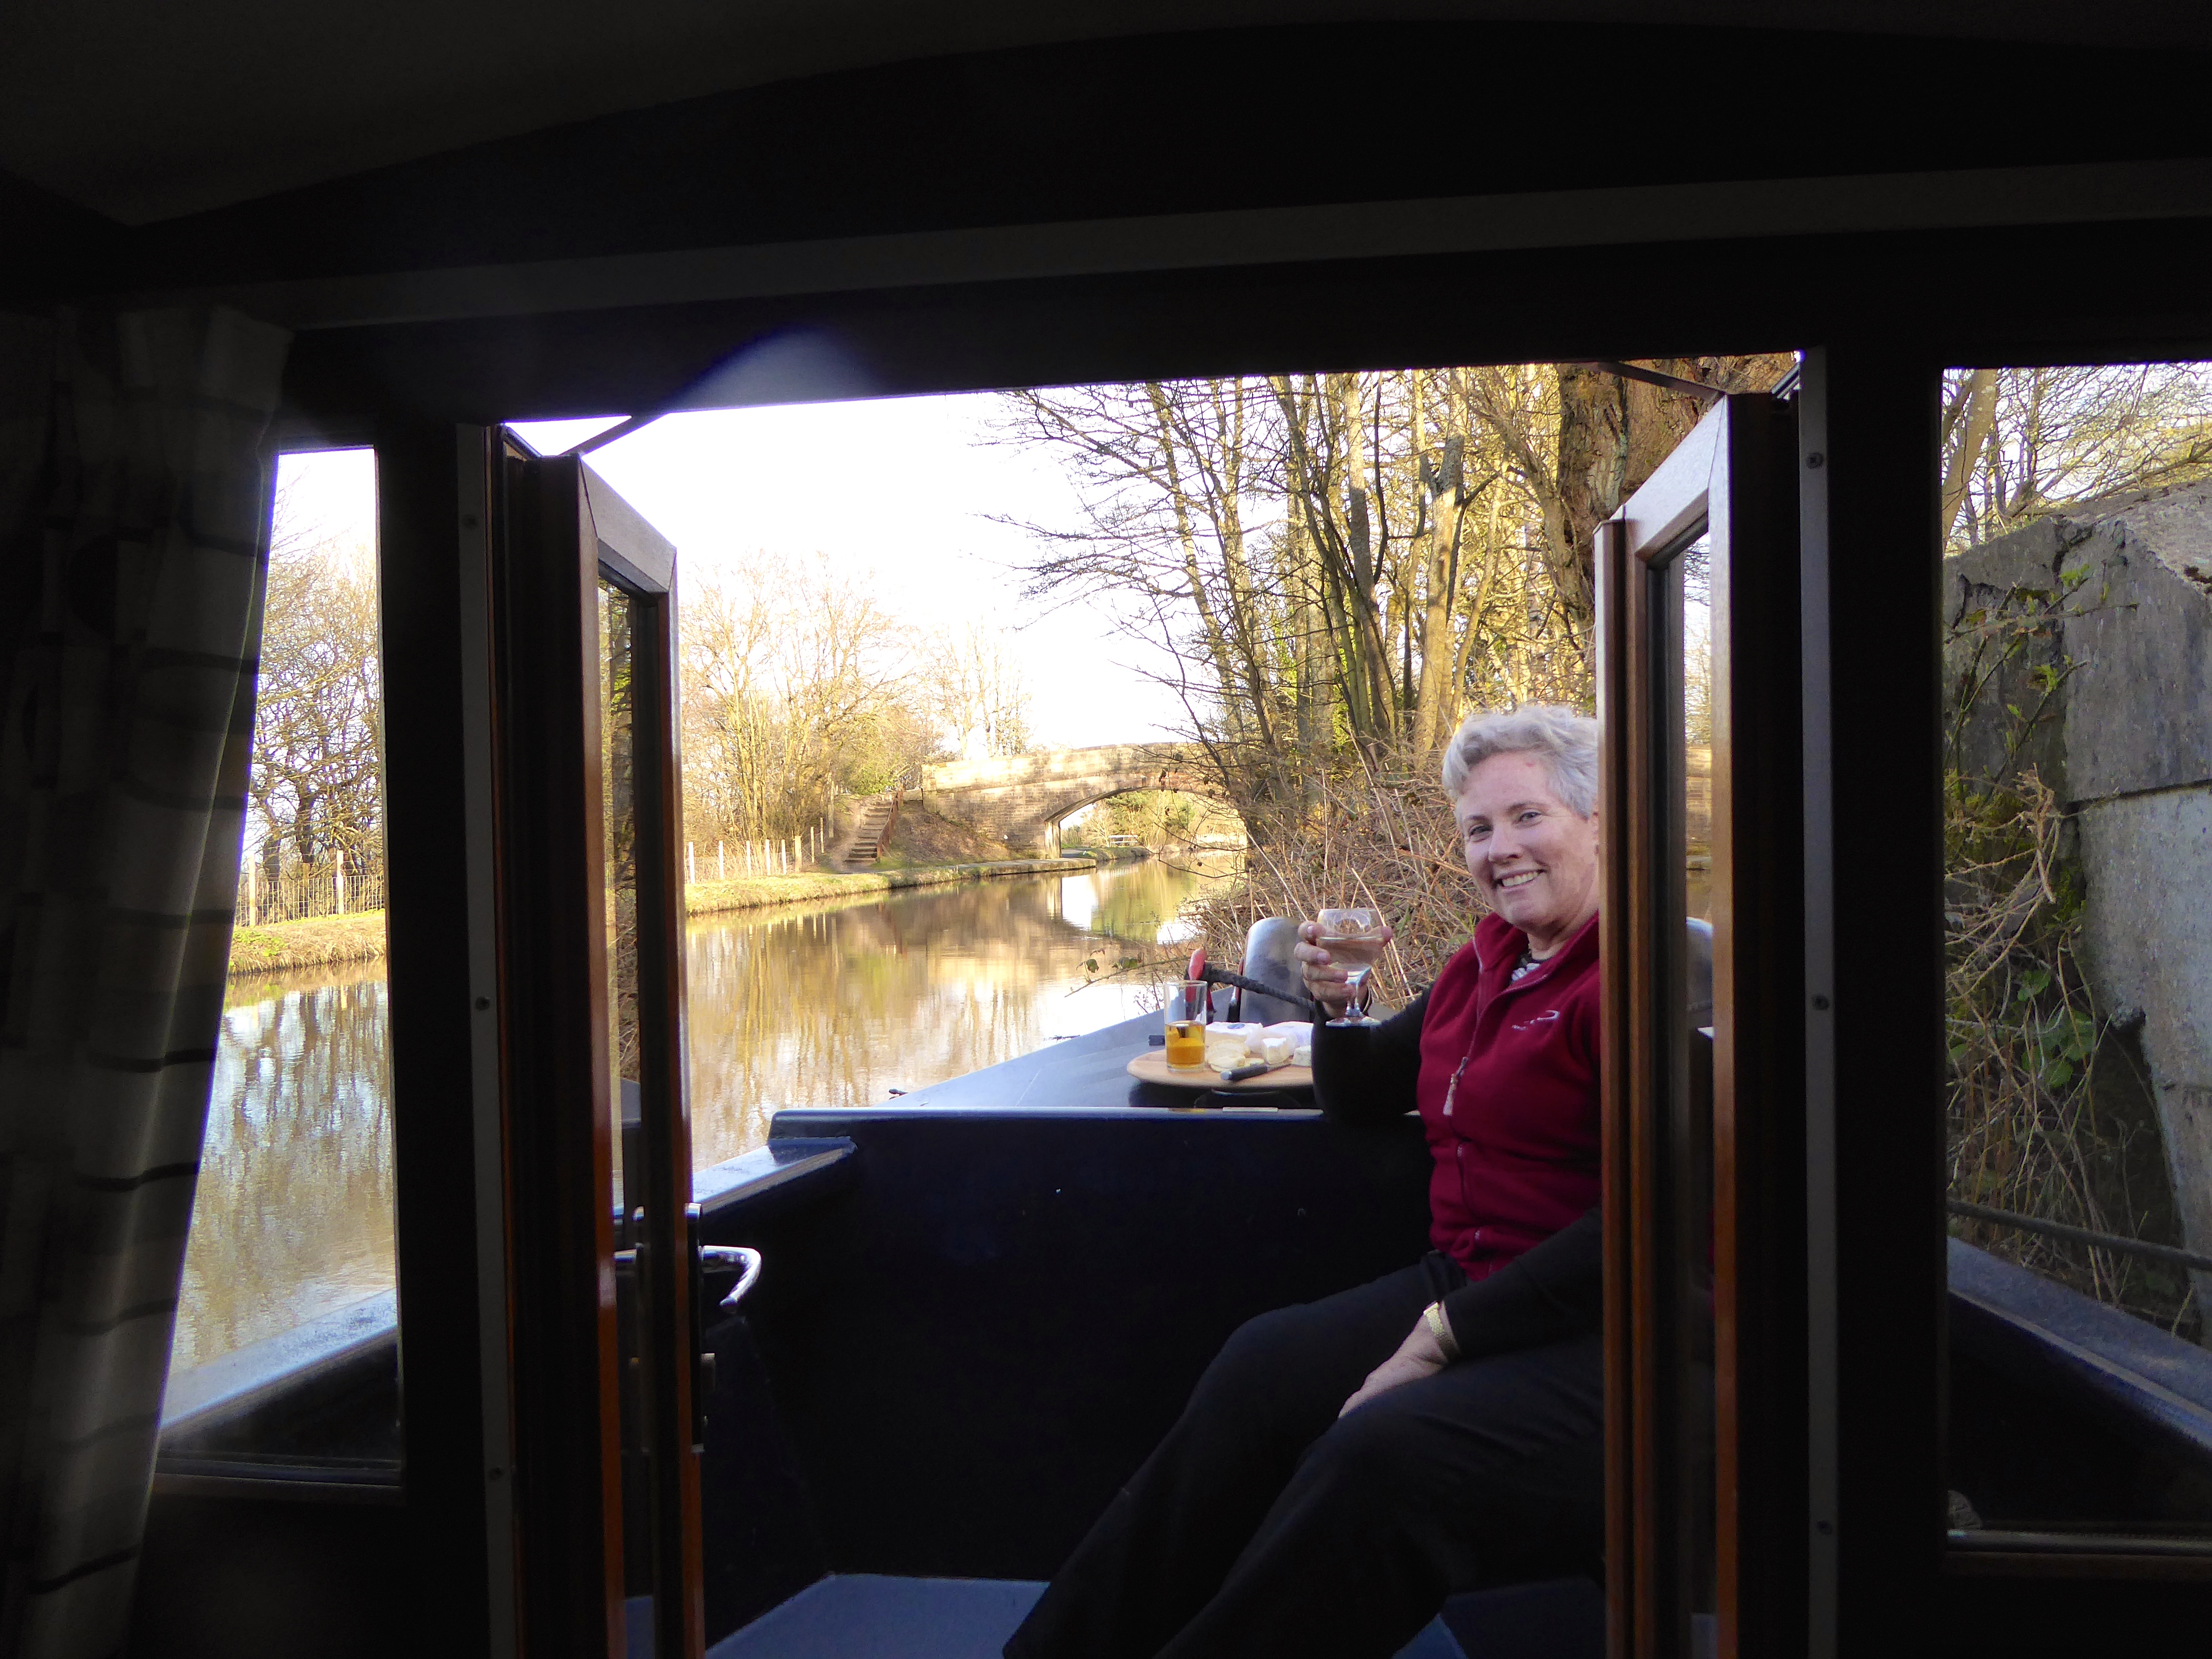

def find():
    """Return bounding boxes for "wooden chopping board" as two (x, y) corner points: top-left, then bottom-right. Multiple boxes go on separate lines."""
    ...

(1126, 1050), (1314, 1092)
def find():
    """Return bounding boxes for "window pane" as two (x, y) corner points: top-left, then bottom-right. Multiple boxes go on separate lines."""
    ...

(1682, 537), (1714, 925)
(603, 578), (641, 1223)
(1672, 531), (1719, 1646)
(159, 449), (399, 1483)
(1941, 364), (2212, 1546)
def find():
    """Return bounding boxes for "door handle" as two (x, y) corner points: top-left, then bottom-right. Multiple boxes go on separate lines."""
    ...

(609, 1244), (759, 1306)
(698, 1245), (763, 1309)
(686, 1204), (764, 1451)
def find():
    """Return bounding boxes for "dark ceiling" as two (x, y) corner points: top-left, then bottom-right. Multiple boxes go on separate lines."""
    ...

(6, 0), (2212, 224)
(13, 5), (2212, 422)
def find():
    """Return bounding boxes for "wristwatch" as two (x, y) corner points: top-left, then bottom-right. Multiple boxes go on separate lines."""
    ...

(1423, 1300), (1461, 1362)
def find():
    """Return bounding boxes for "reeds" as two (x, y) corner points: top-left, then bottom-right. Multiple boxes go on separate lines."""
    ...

(1183, 745), (1485, 1012)
(1941, 768), (2193, 1334)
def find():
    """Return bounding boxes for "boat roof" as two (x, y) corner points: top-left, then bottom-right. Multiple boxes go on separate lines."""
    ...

(11, 2), (2211, 422)
(9, 2), (2212, 228)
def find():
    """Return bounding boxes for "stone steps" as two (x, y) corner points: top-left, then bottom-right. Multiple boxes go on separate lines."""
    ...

(830, 797), (898, 871)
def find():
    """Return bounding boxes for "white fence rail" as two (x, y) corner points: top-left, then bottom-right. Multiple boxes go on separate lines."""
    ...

(234, 823), (845, 925)
(235, 855), (387, 927)
(687, 825), (827, 880)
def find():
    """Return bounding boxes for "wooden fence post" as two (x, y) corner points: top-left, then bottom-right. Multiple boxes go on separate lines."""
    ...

(717, 840), (726, 880)
(335, 853), (347, 915)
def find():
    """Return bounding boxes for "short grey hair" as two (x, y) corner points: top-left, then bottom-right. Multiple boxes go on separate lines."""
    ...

(1441, 705), (1600, 817)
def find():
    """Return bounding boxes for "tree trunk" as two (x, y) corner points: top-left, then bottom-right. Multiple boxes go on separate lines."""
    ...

(1412, 373), (1471, 758)
(1549, 356), (1795, 628)
(1549, 363), (1629, 622)
(1145, 384), (1247, 740)
(1330, 374), (1399, 744)
(1941, 367), (1998, 546)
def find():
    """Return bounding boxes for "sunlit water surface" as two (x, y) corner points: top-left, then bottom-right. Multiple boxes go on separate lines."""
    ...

(174, 858), (1221, 1371)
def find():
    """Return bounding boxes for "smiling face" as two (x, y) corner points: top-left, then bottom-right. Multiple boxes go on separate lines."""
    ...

(1455, 750), (1602, 956)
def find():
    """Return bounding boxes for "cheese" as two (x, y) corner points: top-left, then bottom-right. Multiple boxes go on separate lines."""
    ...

(1259, 1020), (1313, 1068)
(1203, 1021), (1267, 1069)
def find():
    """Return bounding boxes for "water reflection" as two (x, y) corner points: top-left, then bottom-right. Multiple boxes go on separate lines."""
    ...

(685, 858), (1223, 1164)
(174, 969), (395, 1371)
(173, 858), (1221, 1371)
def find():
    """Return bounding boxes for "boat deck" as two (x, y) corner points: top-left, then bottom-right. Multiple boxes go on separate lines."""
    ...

(702, 1573), (1597, 1659)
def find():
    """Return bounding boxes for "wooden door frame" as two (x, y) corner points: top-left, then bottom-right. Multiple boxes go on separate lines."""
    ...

(490, 441), (629, 1658)
(586, 466), (708, 1659)
(483, 442), (704, 1659)
(1598, 393), (1806, 1659)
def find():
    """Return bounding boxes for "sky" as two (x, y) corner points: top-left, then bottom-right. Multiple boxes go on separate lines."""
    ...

(272, 394), (1192, 750)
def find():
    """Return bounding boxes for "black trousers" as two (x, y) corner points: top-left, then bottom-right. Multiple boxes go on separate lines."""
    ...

(1006, 1257), (1605, 1659)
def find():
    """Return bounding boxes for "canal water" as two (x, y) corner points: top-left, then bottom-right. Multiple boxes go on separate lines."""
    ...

(174, 857), (1223, 1372)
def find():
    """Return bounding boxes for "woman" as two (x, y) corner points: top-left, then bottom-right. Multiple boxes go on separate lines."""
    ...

(1006, 706), (1605, 1659)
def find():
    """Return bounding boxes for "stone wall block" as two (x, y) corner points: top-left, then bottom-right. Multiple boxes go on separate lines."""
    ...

(2062, 539), (2212, 801)
(2080, 790), (2212, 1299)
(1947, 483), (2212, 1302)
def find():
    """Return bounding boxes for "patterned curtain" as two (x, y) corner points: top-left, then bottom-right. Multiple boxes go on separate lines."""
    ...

(0, 307), (290, 1658)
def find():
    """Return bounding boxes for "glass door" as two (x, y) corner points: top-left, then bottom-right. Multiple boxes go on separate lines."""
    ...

(1596, 392), (1805, 1659)
(490, 436), (706, 1658)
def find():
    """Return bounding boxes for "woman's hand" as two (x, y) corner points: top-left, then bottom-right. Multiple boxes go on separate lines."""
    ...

(1339, 1312), (1450, 1416)
(1294, 918), (1395, 1017)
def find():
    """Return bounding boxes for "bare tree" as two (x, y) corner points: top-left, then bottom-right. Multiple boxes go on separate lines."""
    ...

(920, 620), (1034, 759)
(1940, 364), (2212, 550)
(248, 501), (383, 878)
(679, 557), (938, 845)
(998, 359), (1785, 840)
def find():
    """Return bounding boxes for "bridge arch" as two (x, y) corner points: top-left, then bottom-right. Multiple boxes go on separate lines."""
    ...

(920, 744), (1233, 858)
(1045, 772), (1241, 853)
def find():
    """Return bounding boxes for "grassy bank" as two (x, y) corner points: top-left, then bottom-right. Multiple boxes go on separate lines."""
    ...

(228, 911), (389, 976)
(224, 856), (1101, 974)
(682, 855), (1096, 916)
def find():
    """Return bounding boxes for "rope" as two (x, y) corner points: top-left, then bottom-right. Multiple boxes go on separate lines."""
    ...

(1197, 966), (1322, 1019)
(1947, 1199), (2212, 1275)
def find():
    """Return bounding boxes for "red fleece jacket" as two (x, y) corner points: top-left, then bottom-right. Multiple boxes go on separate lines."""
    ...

(1309, 911), (1605, 1356)
(1409, 912), (1602, 1279)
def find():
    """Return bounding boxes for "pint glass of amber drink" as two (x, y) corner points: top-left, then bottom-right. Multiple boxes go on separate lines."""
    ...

(1164, 980), (1208, 1070)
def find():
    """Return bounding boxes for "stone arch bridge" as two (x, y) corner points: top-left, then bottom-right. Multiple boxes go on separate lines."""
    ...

(922, 744), (1224, 858)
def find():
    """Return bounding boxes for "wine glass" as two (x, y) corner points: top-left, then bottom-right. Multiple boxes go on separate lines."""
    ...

(1314, 907), (1385, 1026)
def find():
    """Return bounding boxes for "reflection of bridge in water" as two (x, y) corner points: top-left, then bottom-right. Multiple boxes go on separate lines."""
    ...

(921, 743), (1227, 857)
